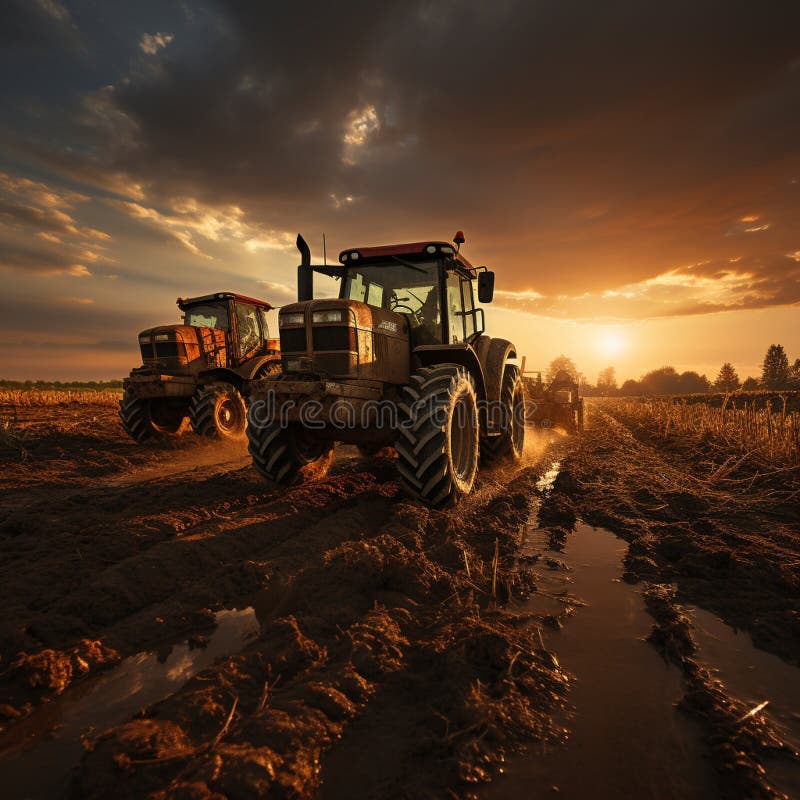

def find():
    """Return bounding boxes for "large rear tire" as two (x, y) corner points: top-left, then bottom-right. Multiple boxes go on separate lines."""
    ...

(247, 417), (333, 486)
(481, 365), (525, 462)
(394, 364), (479, 508)
(119, 391), (154, 443)
(190, 383), (247, 439)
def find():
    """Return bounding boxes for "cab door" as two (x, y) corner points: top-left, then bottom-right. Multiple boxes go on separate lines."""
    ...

(446, 272), (465, 344)
(446, 272), (479, 343)
(234, 302), (262, 363)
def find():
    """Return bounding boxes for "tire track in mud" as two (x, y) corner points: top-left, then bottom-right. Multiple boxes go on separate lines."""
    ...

(61, 435), (575, 799)
(0, 455), (401, 723)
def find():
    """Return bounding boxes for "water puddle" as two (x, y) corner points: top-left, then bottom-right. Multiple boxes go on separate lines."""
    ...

(486, 521), (717, 800)
(689, 606), (800, 750)
(536, 460), (561, 492)
(0, 607), (259, 800)
(689, 605), (800, 796)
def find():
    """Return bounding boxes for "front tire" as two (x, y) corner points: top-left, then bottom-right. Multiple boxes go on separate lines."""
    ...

(247, 416), (333, 486)
(119, 391), (154, 443)
(481, 365), (525, 462)
(394, 364), (479, 508)
(190, 383), (247, 439)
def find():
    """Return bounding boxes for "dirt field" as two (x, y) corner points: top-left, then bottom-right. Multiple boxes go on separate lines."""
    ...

(0, 399), (798, 799)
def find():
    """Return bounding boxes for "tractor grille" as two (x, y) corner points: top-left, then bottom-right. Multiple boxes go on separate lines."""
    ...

(280, 327), (307, 353)
(155, 341), (182, 359)
(312, 326), (356, 351)
(313, 353), (356, 376)
(140, 340), (184, 365)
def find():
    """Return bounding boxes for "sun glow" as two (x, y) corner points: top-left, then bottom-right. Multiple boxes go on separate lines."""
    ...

(597, 329), (627, 357)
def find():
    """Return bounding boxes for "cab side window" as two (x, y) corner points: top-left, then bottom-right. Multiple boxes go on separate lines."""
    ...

(236, 303), (261, 356)
(258, 308), (270, 340)
(446, 273), (465, 343)
(462, 279), (476, 338)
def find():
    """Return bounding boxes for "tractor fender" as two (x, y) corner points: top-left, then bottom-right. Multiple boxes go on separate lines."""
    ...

(479, 338), (518, 403)
(196, 367), (246, 391)
(237, 355), (282, 380)
(412, 344), (487, 401)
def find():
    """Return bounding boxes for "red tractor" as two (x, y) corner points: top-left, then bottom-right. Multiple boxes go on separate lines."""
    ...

(246, 232), (525, 507)
(121, 292), (280, 442)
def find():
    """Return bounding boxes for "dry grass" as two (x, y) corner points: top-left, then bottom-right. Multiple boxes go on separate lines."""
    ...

(606, 396), (800, 476)
(0, 419), (28, 459)
(0, 389), (122, 407)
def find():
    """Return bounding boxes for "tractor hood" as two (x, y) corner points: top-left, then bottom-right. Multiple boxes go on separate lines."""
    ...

(277, 299), (409, 383)
(137, 324), (227, 374)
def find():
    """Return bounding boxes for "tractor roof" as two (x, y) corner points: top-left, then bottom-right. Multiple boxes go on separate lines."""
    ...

(176, 292), (273, 310)
(338, 241), (475, 271)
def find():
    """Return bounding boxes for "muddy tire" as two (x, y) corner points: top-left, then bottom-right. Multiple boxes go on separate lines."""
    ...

(190, 383), (247, 439)
(395, 364), (479, 508)
(247, 417), (333, 486)
(481, 365), (525, 462)
(119, 391), (155, 443)
(255, 359), (282, 378)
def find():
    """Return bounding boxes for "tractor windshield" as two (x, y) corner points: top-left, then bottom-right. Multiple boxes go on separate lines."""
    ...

(183, 303), (229, 330)
(342, 260), (442, 344)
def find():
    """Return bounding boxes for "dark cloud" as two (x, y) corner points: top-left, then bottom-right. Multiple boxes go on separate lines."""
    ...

(0, 239), (90, 275)
(0, 0), (81, 53)
(5, 0), (800, 319)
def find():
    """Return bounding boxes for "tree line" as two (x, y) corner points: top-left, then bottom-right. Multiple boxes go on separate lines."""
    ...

(543, 344), (800, 396)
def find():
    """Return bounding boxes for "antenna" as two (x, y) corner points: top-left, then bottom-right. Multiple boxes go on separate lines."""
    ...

(323, 233), (327, 267)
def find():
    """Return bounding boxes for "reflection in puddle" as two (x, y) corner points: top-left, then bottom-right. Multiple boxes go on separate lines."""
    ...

(536, 461), (561, 493)
(486, 523), (717, 800)
(0, 608), (259, 800)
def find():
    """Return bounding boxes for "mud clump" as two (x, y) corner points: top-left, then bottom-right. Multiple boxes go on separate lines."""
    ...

(0, 639), (119, 728)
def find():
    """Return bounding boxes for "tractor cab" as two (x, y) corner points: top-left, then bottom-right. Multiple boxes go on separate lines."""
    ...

(278, 231), (497, 384)
(177, 292), (275, 366)
(336, 232), (495, 348)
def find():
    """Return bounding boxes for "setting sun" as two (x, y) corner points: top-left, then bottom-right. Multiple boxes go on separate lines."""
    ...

(597, 329), (627, 357)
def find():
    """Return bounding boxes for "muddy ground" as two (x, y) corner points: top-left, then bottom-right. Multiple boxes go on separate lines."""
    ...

(0, 400), (798, 799)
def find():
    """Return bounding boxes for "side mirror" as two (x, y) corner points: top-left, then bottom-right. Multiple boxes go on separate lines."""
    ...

(478, 270), (495, 303)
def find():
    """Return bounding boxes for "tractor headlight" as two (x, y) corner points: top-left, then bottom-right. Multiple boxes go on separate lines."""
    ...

(138, 336), (150, 344)
(279, 312), (305, 327)
(312, 309), (345, 324)
(153, 334), (170, 342)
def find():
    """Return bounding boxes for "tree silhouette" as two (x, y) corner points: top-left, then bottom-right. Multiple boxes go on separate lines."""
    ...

(597, 366), (617, 394)
(546, 355), (579, 384)
(761, 344), (790, 389)
(639, 366), (679, 394)
(714, 362), (740, 392)
(790, 358), (800, 390)
(741, 376), (760, 391)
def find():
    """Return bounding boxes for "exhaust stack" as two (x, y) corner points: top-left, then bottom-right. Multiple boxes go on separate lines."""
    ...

(297, 234), (313, 302)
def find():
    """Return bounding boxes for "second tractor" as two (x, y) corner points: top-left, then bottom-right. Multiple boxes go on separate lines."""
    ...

(121, 292), (280, 442)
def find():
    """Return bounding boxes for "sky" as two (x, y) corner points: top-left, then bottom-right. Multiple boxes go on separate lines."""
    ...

(1, 0), (799, 383)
